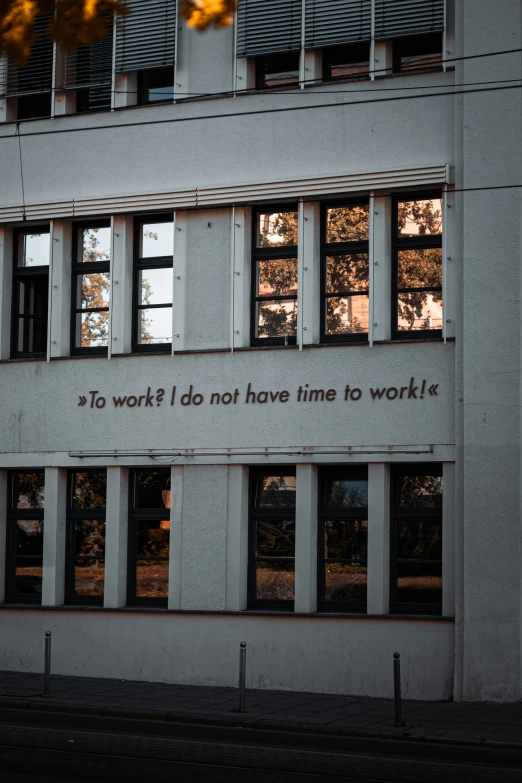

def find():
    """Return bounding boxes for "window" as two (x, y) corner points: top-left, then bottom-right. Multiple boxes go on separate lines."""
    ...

(252, 206), (298, 345)
(392, 33), (443, 74)
(133, 216), (174, 351)
(393, 194), (442, 337)
(66, 471), (106, 604)
(256, 53), (300, 89)
(12, 226), (50, 358)
(58, 30), (114, 114)
(71, 222), (111, 354)
(137, 67), (175, 104)
(128, 469), (171, 605)
(3, 14), (53, 120)
(318, 467), (368, 612)
(321, 201), (369, 342)
(248, 468), (296, 609)
(5, 471), (45, 604)
(322, 43), (370, 81)
(390, 465), (442, 615)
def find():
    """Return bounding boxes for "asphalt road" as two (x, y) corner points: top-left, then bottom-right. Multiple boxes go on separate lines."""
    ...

(1, 708), (522, 783)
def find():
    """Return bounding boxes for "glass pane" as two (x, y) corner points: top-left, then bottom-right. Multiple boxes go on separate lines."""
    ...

(395, 563), (442, 608)
(77, 310), (109, 348)
(136, 521), (170, 558)
(15, 471), (45, 508)
(324, 475), (368, 509)
(19, 277), (48, 316)
(80, 226), (111, 263)
(140, 221), (174, 258)
(261, 53), (300, 89)
(134, 470), (171, 509)
(396, 519), (442, 560)
(73, 559), (104, 597)
(256, 520), (295, 557)
(78, 272), (110, 308)
(256, 299), (297, 338)
(139, 307), (172, 344)
(400, 52), (442, 72)
(72, 519), (106, 557)
(397, 199), (442, 237)
(135, 560), (169, 598)
(326, 295), (368, 335)
(326, 254), (369, 293)
(14, 559), (43, 597)
(327, 205), (369, 243)
(397, 472), (442, 509)
(257, 257), (298, 297)
(14, 520), (44, 556)
(255, 561), (294, 601)
(329, 60), (368, 79)
(139, 267), (173, 305)
(72, 472), (107, 509)
(397, 248), (442, 290)
(18, 231), (50, 267)
(324, 519), (367, 561)
(258, 210), (298, 248)
(324, 563), (367, 603)
(255, 474), (296, 508)
(397, 292), (442, 331)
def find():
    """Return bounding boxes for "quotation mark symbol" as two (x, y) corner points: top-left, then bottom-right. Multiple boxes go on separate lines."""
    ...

(78, 395), (87, 406)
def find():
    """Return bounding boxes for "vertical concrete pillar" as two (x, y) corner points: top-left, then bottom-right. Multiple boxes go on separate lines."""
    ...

(231, 207), (252, 349)
(302, 202), (321, 345)
(168, 466), (183, 610)
(225, 465), (249, 611)
(367, 463), (390, 615)
(371, 197), (392, 342)
(294, 464), (318, 614)
(0, 225), (13, 359)
(113, 72), (138, 109)
(42, 468), (67, 606)
(49, 220), (72, 358)
(442, 462), (455, 618)
(111, 216), (134, 355)
(172, 211), (188, 353)
(0, 470), (7, 604)
(104, 467), (129, 608)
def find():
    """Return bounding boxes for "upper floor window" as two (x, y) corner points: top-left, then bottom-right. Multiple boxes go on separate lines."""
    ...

(133, 216), (174, 351)
(322, 43), (370, 81)
(72, 222), (111, 354)
(5, 471), (45, 604)
(392, 33), (443, 74)
(252, 205), (298, 346)
(66, 471), (106, 605)
(12, 226), (50, 358)
(1, 14), (53, 120)
(321, 201), (370, 342)
(392, 195), (442, 338)
(256, 53), (300, 90)
(138, 67), (175, 104)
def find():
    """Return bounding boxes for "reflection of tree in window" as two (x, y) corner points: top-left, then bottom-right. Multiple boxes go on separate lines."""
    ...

(79, 228), (110, 348)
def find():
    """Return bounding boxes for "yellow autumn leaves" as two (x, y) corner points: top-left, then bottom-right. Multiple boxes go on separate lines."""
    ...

(0, 0), (238, 65)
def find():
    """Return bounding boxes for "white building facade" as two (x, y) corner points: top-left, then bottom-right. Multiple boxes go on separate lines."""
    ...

(0, 0), (520, 703)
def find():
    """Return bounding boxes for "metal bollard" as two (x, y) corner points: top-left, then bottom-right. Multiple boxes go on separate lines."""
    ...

(43, 631), (51, 696)
(238, 641), (247, 713)
(393, 652), (404, 727)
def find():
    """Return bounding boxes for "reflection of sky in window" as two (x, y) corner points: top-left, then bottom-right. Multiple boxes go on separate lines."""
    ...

(141, 222), (174, 257)
(82, 227), (111, 262)
(21, 233), (50, 267)
(140, 307), (172, 343)
(140, 268), (173, 305)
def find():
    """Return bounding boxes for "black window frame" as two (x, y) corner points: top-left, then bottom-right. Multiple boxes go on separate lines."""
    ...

(137, 67), (175, 105)
(248, 466), (296, 611)
(5, 470), (45, 605)
(322, 42), (370, 82)
(251, 203), (298, 347)
(71, 219), (111, 356)
(390, 464), (443, 616)
(127, 468), (171, 607)
(320, 199), (370, 344)
(65, 469), (107, 606)
(11, 225), (50, 359)
(391, 191), (443, 340)
(132, 213), (174, 353)
(318, 466), (368, 613)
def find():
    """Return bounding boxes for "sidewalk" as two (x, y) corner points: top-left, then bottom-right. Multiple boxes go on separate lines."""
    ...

(0, 670), (521, 749)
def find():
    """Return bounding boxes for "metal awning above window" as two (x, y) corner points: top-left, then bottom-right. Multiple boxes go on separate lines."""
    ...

(374, 0), (444, 40)
(304, 0), (371, 49)
(236, 0), (302, 57)
(1, 14), (53, 99)
(115, 0), (176, 73)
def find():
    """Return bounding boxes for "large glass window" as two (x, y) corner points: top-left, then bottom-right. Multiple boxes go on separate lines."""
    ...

(5, 471), (45, 603)
(12, 227), (50, 358)
(392, 33), (443, 74)
(321, 202), (369, 342)
(72, 222), (111, 353)
(318, 467), (368, 612)
(322, 43), (370, 81)
(133, 216), (174, 351)
(248, 468), (296, 609)
(256, 53), (300, 89)
(390, 465), (443, 615)
(128, 469), (171, 605)
(393, 195), (443, 337)
(252, 206), (298, 345)
(66, 471), (106, 604)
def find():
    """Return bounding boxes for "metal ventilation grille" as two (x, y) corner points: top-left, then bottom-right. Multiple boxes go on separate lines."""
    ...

(374, 0), (444, 39)
(57, 25), (113, 111)
(115, 0), (176, 72)
(1, 15), (53, 98)
(236, 0), (302, 57)
(304, 0), (371, 49)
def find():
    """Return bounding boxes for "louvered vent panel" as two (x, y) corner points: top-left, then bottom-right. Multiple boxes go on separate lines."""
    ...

(2, 15), (53, 98)
(374, 0), (444, 39)
(304, 0), (371, 48)
(236, 0), (302, 57)
(115, 0), (176, 72)
(57, 26), (113, 111)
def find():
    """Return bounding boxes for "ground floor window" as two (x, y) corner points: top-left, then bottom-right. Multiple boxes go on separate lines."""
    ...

(5, 471), (45, 604)
(66, 470), (106, 604)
